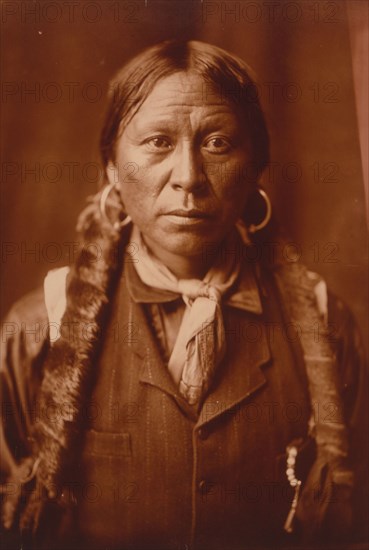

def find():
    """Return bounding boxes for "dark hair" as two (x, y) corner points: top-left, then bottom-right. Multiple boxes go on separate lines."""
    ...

(100, 40), (269, 178)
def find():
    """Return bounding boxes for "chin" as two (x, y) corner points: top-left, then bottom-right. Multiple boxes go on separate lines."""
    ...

(140, 229), (200, 257)
(163, 235), (205, 256)
(161, 229), (226, 257)
(139, 218), (230, 258)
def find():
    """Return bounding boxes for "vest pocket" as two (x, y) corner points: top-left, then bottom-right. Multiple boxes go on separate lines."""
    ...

(83, 429), (132, 457)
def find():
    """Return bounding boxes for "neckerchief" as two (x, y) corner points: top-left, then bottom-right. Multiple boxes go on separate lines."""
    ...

(131, 225), (241, 405)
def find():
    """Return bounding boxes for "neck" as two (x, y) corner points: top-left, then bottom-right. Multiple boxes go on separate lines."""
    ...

(142, 237), (210, 280)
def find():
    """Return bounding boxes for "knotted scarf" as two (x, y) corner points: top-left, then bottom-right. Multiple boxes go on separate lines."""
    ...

(131, 225), (241, 405)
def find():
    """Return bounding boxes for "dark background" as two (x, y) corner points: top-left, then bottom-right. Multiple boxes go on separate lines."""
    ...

(1, 0), (368, 349)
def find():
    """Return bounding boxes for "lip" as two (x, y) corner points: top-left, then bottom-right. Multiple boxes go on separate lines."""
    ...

(163, 215), (207, 226)
(162, 209), (212, 226)
(165, 209), (211, 218)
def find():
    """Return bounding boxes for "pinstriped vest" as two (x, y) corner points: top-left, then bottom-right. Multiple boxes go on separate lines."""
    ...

(60, 260), (311, 550)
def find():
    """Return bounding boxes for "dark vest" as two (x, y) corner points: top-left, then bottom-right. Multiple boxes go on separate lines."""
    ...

(57, 264), (311, 550)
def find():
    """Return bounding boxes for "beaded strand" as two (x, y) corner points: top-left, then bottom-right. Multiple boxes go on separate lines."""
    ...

(284, 445), (302, 533)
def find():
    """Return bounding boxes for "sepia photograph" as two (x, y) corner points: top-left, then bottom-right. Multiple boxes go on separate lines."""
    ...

(1, 1), (368, 549)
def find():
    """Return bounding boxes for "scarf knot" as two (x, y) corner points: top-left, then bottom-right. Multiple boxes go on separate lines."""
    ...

(177, 280), (221, 304)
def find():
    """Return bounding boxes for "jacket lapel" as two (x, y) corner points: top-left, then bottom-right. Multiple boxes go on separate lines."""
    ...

(119, 279), (198, 422)
(197, 306), (271, 427)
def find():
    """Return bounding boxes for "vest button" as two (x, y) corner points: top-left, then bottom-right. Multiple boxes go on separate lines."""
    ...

(197, 428), (209, 440)
(198, 479), (210, 493)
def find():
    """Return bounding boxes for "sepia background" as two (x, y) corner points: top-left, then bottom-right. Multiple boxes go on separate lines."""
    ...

(1, 0), (368, 349)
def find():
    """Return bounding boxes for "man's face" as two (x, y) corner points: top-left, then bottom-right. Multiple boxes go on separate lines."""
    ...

(109, 71), (253, 258)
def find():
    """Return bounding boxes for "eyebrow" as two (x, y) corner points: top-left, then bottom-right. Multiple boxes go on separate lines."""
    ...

(132, 119), (178, 133)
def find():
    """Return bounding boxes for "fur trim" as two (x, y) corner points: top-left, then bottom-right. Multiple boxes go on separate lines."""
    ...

(275, 262), (349, 461)
(20, 193), (130, 532)
(274, 261), (353, 540)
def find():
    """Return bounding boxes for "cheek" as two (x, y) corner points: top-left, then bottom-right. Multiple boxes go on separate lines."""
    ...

(114, 144), (151, 204)
(119, 182), (148, 214)
(118, 168), (160, 225)
(211, 166), (250, 212)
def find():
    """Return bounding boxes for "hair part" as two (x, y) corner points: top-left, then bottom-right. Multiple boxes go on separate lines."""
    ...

(100, 40), (269, 180)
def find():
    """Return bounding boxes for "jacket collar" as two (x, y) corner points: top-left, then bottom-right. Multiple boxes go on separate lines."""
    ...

(125, 251), (263, 315)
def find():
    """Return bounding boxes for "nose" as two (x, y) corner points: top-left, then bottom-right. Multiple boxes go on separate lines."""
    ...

(169, 142), (205, 193)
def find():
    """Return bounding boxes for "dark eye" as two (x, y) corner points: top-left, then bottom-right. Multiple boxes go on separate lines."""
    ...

(203, 137), (232, 154)
(145, 136), (172, 151)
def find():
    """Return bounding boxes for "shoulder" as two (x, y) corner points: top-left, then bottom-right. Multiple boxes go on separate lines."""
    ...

(307, 269), (363, 343)
(324, 287), (366, 371)
(326, 290), (367, 419)
(2, 286), (48, 343)
(1, 286), (49, 379)
(266, 264), (366, 399)
(3, 286), (48, 325)
(303, 270), (367, 425)
(327, 290), (363, 346)
(1, 263), (71, 374)
(2, 266), (70, 354)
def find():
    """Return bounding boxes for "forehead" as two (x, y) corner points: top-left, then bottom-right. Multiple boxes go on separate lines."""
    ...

(143, 71), (220, 104)
(131, 71), (239, 126)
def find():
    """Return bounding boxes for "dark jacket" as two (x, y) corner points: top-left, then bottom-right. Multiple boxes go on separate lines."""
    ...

(1, 260), (367, 550)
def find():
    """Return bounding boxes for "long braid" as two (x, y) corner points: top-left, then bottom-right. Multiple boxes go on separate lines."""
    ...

(18, 192), (130, 534)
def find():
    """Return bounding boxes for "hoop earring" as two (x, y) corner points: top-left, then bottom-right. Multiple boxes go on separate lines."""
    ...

(248, 188), (272, 234)
(99, 182), (132, 231)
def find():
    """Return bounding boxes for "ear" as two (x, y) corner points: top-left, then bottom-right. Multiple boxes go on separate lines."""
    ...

(106, 161), (120, 189)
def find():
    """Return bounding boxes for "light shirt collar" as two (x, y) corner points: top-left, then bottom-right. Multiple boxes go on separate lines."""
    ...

(125, 227), (263, 315)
